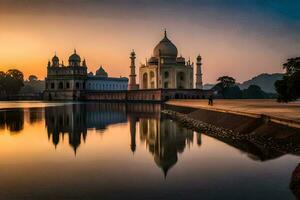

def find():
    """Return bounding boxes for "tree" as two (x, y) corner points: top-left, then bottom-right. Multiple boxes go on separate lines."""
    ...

(217, 76), (236, 88)
(283, 57), (300, 75)
(28, 75), (38, 82)
(0, 71), (5, 94)
(4, 69), (24, 95)
(213, 76), (242, 99)
(242, 85), (268, 99)
(275, 57), (300, 102)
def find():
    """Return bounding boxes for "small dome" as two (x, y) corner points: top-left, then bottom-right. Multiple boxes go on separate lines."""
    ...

(176, 56), (185, 64)
(69, 49), (81, 62)
(96, 66), (108, 77)
(153, 31), (178, 58)
(52, 55), (59, 62)
(148, 56), (158, 64)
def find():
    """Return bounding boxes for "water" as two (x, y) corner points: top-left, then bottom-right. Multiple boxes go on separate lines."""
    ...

(0, 102), (299, 200)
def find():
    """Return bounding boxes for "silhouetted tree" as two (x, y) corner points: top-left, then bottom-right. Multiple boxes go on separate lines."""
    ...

(4, 69), (24, 95)
(283, 57), (300, 75)
(217, 76), (236, 88)
(213, 76), (242, 98)
(242, 85), (268, 99)
(275, 57), (300, 102)
(28, 75), (38, 82)
(0, 71), (5, 95)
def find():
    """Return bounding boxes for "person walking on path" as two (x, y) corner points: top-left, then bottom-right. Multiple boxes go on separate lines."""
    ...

(208, 95), (214, 106)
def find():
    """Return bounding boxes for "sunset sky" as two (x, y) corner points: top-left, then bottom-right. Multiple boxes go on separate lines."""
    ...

(0, 0), (299, 83)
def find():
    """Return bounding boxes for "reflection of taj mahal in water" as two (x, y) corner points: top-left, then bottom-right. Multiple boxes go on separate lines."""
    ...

(138, 117), (200, 176)
(44, 103), (199, 176)
(1, 104), (299, 178)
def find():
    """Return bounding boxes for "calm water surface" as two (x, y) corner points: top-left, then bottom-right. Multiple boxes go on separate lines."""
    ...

(0, 102), (299, 200)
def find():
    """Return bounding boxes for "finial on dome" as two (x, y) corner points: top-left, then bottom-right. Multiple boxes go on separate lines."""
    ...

(164, 28), (167, 38)
(131, 49), (136, 56)
(74, 48), (76, 54)
(197, 54), (202, 62)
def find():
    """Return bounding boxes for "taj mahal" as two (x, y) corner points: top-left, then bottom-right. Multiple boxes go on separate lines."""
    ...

(44, 30), (210, 101)
(129, 30), (203, 90)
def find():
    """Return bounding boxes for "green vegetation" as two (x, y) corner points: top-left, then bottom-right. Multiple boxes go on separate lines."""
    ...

(213, 76), (271, 99)
(20, 75), (44, 95)
(0, 69), (24, 97)
(212, 76), (242, 99)
(275, 57), (300, 102)
(242, 85), (268, 99)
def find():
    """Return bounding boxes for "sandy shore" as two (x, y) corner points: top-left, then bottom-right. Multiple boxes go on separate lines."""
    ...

(166, 99), (300, 128)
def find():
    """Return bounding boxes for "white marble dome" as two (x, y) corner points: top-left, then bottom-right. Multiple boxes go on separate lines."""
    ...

(153, 31), (178, 58)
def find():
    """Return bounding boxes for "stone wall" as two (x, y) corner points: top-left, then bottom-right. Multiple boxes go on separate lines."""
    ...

(85, 91), (127, 101)
(162, 89), (213, 101)
(162, 106), (300, 161)
(127, 89), (162, 102)
(44, 88), (211, 102)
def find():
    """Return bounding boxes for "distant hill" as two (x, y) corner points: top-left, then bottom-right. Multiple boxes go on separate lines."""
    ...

(203, 84), (215, 90)
(238, 73), (283, 93)
(204, 73), (283, 93)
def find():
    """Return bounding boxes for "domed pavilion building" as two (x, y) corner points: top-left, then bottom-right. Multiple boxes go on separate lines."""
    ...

(138, 30), (196, 89)
(44, 49), (128, 100)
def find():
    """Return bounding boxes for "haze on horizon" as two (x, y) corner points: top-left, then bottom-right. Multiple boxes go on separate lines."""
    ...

(0, 0), (299, 83)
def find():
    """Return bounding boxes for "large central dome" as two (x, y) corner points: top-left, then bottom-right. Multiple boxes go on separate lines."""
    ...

(153, 31), (178, 58)
(69, 49), (81, 63)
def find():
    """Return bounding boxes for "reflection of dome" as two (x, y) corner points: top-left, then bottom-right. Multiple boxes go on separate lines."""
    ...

(153, 30), (178, 58)
(96, 66), (108, 77)
(154, 153), (177, 178)
(69, 49), (81, 63)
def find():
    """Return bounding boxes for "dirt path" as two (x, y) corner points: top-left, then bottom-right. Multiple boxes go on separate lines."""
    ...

(166, 99), (300, 128)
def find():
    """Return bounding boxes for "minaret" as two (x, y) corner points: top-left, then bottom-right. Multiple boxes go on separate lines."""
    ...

(196, 55), (203, 89)
(129, 50), (138, 90)
(129, 116), (137, 153)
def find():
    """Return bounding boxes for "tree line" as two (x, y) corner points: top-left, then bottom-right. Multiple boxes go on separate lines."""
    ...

(0, 69), (24, 97)
(212, 76), (273, 99)
(275, 57), (300, 102)
(212, 57), (299, 102)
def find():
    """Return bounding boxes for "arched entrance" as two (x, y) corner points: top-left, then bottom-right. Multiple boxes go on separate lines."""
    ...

(176, 72), (185, 89)
(58, 82), (63, 89)
(143, 73), (148, 89)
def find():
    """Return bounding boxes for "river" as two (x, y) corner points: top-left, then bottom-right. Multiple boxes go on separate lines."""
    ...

(0, 102), (298, 199)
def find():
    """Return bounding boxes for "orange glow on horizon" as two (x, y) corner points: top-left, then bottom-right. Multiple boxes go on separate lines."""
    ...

(0, 11), (292, 83)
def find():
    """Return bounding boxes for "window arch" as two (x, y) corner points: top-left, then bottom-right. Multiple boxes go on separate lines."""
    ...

(143, 73), (148, 89)
(164, 71), (169, 79)
(75, 82), (80, 89)
(58, 82), (63, 89)
(150, 71), (155, 78)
